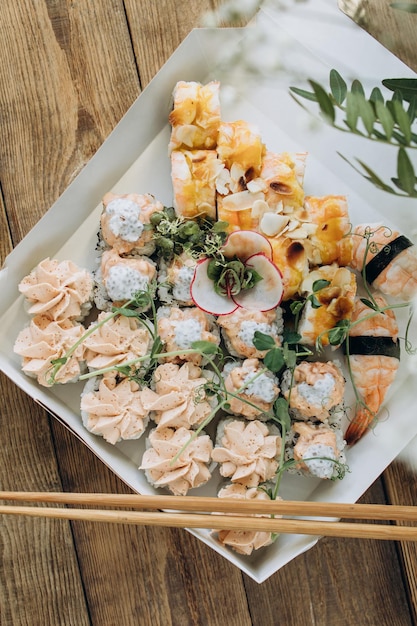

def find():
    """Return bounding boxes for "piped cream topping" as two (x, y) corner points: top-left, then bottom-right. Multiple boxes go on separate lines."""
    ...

(18, 258), (93, 321)
(215, 483), (279, 555)
(140, 362), (212, 430)
(211, 419), (281, 488)
(83, 312), (152, 371)
(80, 374), (149, 444)
(140, 426), (213, 496)
(13, 314), (85, 387)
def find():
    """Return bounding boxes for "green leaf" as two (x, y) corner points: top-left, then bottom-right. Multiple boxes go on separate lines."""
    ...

(309, 80), (336, 124)
(190, 340), (219, 355)
(312, 279), (330, 292)
(357, 94), (377, 135)
(360, 298), (379, 311)
(309, 294), (322, 309)
(289, 300), (304, 315)
(282, 330), (302, 345)
(375, 100), (395, 141)
(369, 87), (384, 104)
(253, 331), (276, 351)
(338, 153), (397, 194)
(273, 397), (291, 431)
(289, 86), (318, 102)
(383, 78), (417, 102)
(408, 97), (417, 123)
(264, 348), (285, 373)
(390, 2), (417, 11)
(329, 69), (347, 105)
(351, 79), (365, 96)
(396, 147), (417, 194)
(393, 99), (412, 144)
(345, 92), (360, 131)
(111, 306), (139, 317)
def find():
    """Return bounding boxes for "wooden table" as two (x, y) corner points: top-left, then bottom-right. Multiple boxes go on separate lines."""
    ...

(1, 1), (416, 624)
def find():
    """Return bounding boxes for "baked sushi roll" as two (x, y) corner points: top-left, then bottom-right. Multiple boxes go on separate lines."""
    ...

(157, 251), (197, 306)
(94, 248), (157, 310)
(168, 80), (221, 153)
(281, 360), (346, 423)
(140, 426), (214, 496)
(216, 120), (266, 231)
(211, 418), (281, 488)
(298, 264), (357, 347)
(83, 311), (153, 373)
(157, 306), (220, 366)
(222, 358), (280, 419)
(140, 362), (214, 430)
(213, 482), (279, 555)
(303, 195), (353, 267)
(18, 257), (94, 322)
(99, 192), (164, 256)
(80, 373), (150, 445)
(13, 314), (86, 387)
(171, 149), (220, 220)
(286, 421), (346, 480)
(260, 150), (306, 215)
(217, 307), (284, 359)
(268, 236), (310, 300)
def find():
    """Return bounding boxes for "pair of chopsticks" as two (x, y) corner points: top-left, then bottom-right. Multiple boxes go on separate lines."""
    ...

(0, 491), (416, 540)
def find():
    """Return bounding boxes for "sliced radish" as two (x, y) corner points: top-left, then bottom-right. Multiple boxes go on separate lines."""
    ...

(221, 230), (273, 261)
(232, 253), (283, 311)
(190, 258), (239, 315)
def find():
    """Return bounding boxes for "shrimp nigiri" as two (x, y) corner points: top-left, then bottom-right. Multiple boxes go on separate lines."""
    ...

(343, 296), (400, 445)
(350, 223), (417, 300)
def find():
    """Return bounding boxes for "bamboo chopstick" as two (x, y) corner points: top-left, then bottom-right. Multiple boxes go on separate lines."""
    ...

(0, 504), (417, 541)
(0, 492), (417, 541)
(0, 491), (417, 521)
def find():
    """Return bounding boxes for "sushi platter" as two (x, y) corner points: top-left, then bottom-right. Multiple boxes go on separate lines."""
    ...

(0, 0), (416, 582)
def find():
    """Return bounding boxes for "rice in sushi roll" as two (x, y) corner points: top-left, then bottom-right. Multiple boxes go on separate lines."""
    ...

(140, 426), (214, 496)
(99, 192), (164, 256)
(222, 358), (279, 419)
(286, 421), (346, 480)
(217, 307), (283, 359)
(94, 248), (156, 310)
(80, 373), (150, 445)
(157, 251), (196, 306)
(281, 360), (346, 423)
(211, 418), (281, 488)
(157, 305), (220, 365)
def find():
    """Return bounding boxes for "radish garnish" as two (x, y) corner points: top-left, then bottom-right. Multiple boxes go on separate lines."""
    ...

(221, 230), (272, 261)
(190, 258), (239, 315)
(232, 253), (283, 311)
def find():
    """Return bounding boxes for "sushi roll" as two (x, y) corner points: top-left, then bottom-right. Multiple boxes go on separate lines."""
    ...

(268, 236), (310, 300)
(211, 418), (281, 488)
(18, 257), (94, 322)
(217, 307), (284, 359)
(350, 222), (417, 300)
(286, 421), (346, 480)
(343, 295), (401, 445)
(157, 306), (220, 366)
(99, 192), (164, 256)
(157, 251), (197, 306)
(222, 358), (280, 419)
(140, 362), (214, 430)
(303, 195), (353, 267)
(171, 149), (220, 220)
(168, 80), (221, 153)
(213, 482), (279, 555)
(83, 311), (153, 373)
(260, 150), (306, 215)
(13, 314), (86, 387)
(94, 248), (157, 310)
(216, 120), (266, 231)
(139, 426), (214, 496)
(80, 373), (150, 445)
(281, 361), (346, 423)
(298, 264), (357, 347)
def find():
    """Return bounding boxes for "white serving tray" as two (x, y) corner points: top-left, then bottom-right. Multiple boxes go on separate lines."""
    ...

(1, 0), (416, 583)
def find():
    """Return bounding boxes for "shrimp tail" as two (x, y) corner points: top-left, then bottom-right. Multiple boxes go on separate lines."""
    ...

(345, 405), (377, 446)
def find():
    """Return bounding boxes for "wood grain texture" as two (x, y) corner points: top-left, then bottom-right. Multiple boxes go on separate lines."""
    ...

(1, 1), (417, 625)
